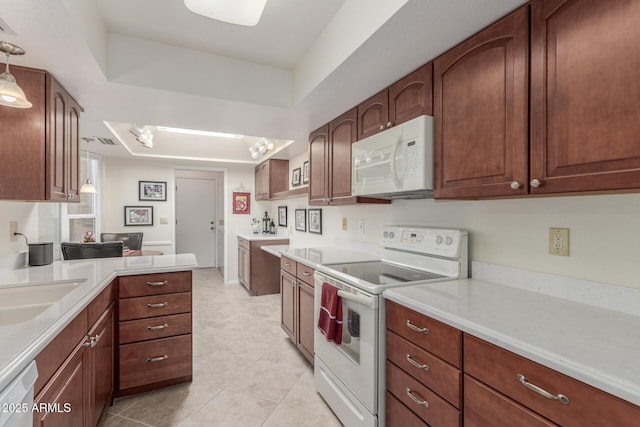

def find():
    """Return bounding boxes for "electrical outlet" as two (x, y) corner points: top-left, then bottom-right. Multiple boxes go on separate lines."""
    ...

(549, 228), (569, 256)
(358, 219), (365, 234)
(342, 218), (347, 231)
(9, 221), (17, 241)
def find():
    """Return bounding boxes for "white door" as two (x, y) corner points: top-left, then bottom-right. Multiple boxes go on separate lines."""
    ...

(176, 177), (217, 268)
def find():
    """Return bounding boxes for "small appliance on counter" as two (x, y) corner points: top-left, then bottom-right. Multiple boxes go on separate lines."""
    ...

(14, 232), (53, 266)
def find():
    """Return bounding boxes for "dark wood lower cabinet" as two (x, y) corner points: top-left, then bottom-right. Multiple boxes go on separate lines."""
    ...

(296, 280), (315, 362)
(89, 306), (114, 427)
(280, 256), (314, 364)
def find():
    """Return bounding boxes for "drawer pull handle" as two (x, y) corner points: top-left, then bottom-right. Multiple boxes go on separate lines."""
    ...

(82, 338), (94, 347)
(406, 320), (429, 334)
(147, 302), (169, 308)
(90, 330), (105, 348)
(284, 262), (291, 266)
(406, 388), (429, 408)
(147, 355), (168, 362)
(147, 280), (168, 286)
(406, 354), (429, 372)
(517, 374), (570, 405)
(147, 323), (169, 330)
(303, 271), (311, 276)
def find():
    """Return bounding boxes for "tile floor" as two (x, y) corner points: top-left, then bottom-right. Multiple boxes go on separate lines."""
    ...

(103, 268), (342, 426)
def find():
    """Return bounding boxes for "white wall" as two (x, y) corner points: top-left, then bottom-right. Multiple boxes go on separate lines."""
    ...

(102, 157), (272, 283)
(0, 202), (39, 257)
(280, 193), (640, 289)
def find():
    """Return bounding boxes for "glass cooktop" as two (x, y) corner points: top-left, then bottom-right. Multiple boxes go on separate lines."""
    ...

(326, 261), (446, 285)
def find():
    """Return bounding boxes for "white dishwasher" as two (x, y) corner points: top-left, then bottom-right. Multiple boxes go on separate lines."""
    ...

(0, 361), (38, 427)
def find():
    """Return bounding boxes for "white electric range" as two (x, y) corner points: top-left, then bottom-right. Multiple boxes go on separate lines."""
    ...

(313, 226), (468, 427)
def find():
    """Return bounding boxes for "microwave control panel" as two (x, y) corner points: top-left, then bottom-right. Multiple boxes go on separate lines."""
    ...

(404, 140), (419, 178)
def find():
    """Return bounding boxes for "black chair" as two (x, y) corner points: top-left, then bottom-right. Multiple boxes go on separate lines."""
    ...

(61, 242), (124, 260)
(100, 232), (143, 250)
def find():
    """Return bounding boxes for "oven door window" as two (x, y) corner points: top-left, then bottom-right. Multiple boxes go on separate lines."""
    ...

(338, 304), (361, 364)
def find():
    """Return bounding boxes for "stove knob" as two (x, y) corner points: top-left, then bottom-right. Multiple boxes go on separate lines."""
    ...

(435, 235), (443, 244)
(389, 232), (395, 239)
(445, 236), (453, 245)
(383, 231), (389, 238)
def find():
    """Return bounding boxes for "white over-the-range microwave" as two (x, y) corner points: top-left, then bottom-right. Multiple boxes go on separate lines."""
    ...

(352, 114), (433, 199)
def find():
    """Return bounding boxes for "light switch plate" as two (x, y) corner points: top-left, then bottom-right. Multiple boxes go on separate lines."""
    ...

(342, 218), (347, 231)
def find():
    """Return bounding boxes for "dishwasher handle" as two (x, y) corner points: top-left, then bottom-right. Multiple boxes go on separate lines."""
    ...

(337, 289), (378, 309)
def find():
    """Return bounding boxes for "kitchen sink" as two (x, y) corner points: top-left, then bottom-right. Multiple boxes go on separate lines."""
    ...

(0, 281), (85, 326)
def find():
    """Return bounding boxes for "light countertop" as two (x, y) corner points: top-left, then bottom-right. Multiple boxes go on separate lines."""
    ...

(236, 229), (289, 241)
(0, 254), (197, 393)
(278, 247), (379, 270)
(383, 278), (640, 406)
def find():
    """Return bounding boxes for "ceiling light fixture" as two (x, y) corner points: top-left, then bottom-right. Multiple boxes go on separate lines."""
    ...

(156, 126), (243, 139)
(249, 138), (275, 159)
(184, 0), (267, 27)
(129, 126), (154, 148)
(80, 140), (97, 194)
(0, 41), (32, 108)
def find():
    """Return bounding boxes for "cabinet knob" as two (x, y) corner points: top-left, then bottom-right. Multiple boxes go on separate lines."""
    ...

(530, 179), (541, 188)
(510, 181), (521, 190)
(386, 121), (393, 129)
(379, 124), (385, 131)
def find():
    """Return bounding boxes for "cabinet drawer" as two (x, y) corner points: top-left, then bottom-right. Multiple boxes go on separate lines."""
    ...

(281, 256), (297, 276)
(238, 237), (249, 250)
(386, 300), (462, 368)
(119, 334), (192, 390)
(88, 280), (116, 327)
(119, 271), (192, 298)
(296, 262), (315, 285)
(464, 375), (557, 427)
(386, 391), (428, 427)
(119, 292), (192, 321)
(119, 313), (192, 344)
(387, 330), (461, 408)
(386, 361), (461, 427)
(464, 334), (640, 427)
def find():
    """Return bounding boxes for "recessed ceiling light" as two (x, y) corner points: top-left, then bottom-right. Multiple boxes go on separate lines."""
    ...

(184, 0), (267, 27)
(157, 126), (243, 139)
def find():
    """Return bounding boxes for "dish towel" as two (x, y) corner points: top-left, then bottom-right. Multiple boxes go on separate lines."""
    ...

(317, 282), (342, 345)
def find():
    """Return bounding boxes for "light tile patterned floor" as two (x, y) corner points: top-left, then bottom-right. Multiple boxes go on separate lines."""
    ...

(103, 268), (342, 426)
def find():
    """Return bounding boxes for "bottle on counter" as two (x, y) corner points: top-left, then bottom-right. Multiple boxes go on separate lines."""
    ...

(262, 211), (270, 233)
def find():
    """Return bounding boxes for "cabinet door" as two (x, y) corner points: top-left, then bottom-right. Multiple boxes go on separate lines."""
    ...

(308, 124), (329, 205)
(237, 246), (244, 284)
(280, 271), (296, 341)
(33, 339), (89, 427)
(434, 6), (529, 198)
(66, 97), (81, 202)
(389, 62), (433, 126)
(242, 247), (250, 289)
(255, 162), (268, 200)
(47, 76), (68, 202)
(0, 67), (46, 200)
(89, 304), (114, 427)
(357, 89), (388, 140)
(328, 108), (357, 204)
(296, 280), (314, 364)
(530, 0), (640, 194)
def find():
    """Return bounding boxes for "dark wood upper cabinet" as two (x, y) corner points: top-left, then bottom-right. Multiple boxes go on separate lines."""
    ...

(328, 108), (358, 204)
(530, 0), (640, 194)
(308, 124), (329, 205)
(0, 66), (81, 202)
(254, 159), (288, 200)
(434, 6), (529, 199)
(357, 63), (433, 140)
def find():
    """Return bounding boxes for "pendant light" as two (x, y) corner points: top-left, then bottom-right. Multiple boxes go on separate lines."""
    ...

(80, 141), (97, 194)
(0, 41), (32, 108)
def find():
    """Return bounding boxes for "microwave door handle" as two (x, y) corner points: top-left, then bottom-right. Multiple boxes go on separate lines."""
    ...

(391, 137), (402, 188)
(337, 289), (378, 309)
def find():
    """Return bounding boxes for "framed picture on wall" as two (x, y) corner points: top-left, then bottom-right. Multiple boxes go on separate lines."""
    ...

(295, 209), (306, 232)
(232, 192), (251, 214)
(124, 206), (153, 226)
(139, 181), (167, 201)
(302, 161), (309, 184)
(308, 208), (322, 234)
(278, 206), (287, 226)
(292, 168), (302, 186)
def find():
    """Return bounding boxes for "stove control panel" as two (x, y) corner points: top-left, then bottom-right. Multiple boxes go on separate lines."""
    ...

(381, 226), (467, 258)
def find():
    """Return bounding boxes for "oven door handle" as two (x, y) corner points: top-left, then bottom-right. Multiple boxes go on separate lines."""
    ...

(337, 289), (378, 309)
